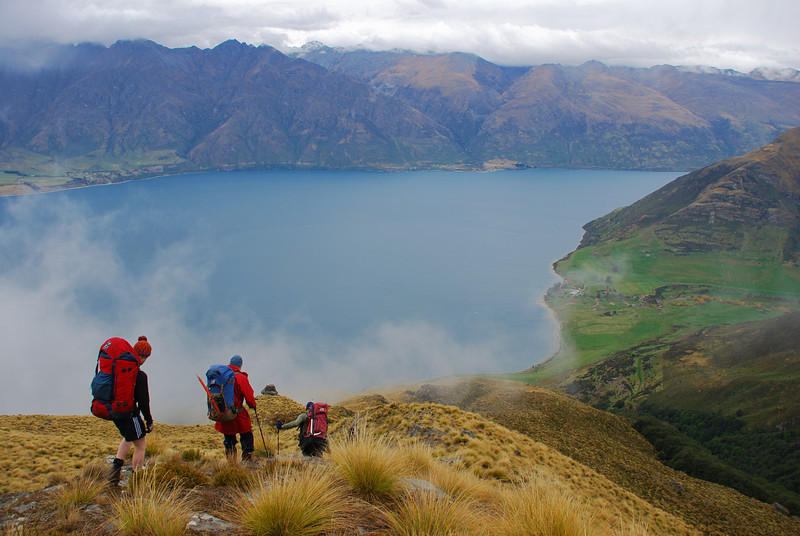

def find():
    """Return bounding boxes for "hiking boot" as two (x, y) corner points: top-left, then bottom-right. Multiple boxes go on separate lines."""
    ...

(107, 458), (124, 487)
(225, 446), (238, 463)
(241, 451), (253, 462)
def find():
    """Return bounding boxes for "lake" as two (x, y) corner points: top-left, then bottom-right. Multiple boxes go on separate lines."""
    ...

(0, 169), (680, 422)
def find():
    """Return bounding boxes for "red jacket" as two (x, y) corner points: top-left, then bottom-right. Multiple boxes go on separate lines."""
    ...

(214, 365), (257, 435)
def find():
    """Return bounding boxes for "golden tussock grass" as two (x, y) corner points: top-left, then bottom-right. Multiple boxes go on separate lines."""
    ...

(397, 441), (435, 475)
(112, 471), (195, 536)
(132, 455), (211, 489)
(422, 460), (499, 503)
(5, 386), (799, 536)
(144, 434), (167, 457)
(492, 473), (601, 536)
(49, 477), (106, 523)
(232, 465), (355, 536)
(383, 491), (486, 536)
(78, 457), (109, 482)
(180, 447), (203, 462)
(338, 397), (700, 535)
(328, 427), (406, 501)
(0, 414), (221, 492)
(0, 401), (698, 536)
(211, 461), (256, 489)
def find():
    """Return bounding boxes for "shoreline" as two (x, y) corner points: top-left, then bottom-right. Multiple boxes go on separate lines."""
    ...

(526, 272), (566, 372)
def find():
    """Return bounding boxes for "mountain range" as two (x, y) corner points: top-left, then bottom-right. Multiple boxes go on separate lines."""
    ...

(2, 39), (800, 194)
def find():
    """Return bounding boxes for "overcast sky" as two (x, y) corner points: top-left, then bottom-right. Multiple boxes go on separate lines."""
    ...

(0, 0), (798, 72)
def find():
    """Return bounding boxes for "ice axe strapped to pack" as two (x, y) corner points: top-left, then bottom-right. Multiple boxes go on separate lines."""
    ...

(303, 402), (328, 439)
(201, 365), (241, 422)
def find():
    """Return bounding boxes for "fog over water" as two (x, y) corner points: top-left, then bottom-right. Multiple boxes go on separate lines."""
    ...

(0, 169), (679, 423)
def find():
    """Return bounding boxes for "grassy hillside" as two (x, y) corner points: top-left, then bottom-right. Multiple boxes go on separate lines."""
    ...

(501, 130), (800, 518)
(3, 385), (798, 535)
(392, 378), (799, 535)
(517, 130), (800, 425)
(529, 233), (800, 374)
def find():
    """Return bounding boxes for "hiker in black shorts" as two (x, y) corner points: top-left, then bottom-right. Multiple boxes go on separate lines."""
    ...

(108, 336), (154, 486)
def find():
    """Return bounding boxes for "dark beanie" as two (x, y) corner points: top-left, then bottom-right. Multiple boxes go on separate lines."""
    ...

(230, 355), (243, 367)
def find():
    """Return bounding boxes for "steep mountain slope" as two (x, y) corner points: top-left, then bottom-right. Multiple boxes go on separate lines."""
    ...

(527, 128), (800, 515)
(578, 127), (800, 258)
(0, 40), (467, 187)
(374, 378), (799, 535)
(618, 64), (800, 153)
(301, 47), (800, 170)
(470, 61), (721, 169)
(320, 49), (528, 148)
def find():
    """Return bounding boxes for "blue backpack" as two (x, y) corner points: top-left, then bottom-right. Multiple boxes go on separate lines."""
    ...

(205, 365), (240, 422)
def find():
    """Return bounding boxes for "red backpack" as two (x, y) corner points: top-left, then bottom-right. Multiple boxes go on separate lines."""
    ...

(90, 337), (141, 420)
(303, 402), (328, 440)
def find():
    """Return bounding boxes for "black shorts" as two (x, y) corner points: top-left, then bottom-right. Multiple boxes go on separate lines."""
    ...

(113, 415), (146, 442)
(300, 436), (328, 457)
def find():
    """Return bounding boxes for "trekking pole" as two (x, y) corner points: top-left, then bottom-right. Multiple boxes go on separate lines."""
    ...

(253, 407), (270, 458)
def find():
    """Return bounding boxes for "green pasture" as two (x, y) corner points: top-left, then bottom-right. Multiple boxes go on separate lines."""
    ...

(517, 234), (800, 381)
(0, 147), (188, 192)
(559, 233), (800, 297)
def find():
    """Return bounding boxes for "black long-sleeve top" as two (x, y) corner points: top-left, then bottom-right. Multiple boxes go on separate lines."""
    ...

(134, 370), (152, 425)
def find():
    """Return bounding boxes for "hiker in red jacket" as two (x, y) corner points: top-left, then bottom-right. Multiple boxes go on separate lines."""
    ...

(108, 336), (153, 486)
(215, 355), (257, 461)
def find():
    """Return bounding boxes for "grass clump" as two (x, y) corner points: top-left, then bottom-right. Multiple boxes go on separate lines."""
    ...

(424, 461), (498, 503)
(232, 466), (352, 536)
(127, 459), (209, 490)
(78, 458), (109, 482)
(43, 471), (70, 487)
(144, 435), (166, 457)
(111, 471), (194, 536)
(398, 441), (435, 475)
(384, 491), (485, 536)
(493, 474), (599, 536)
(181, 448), (203, 462)
(50, 477), (105, 521)
(159, 456), (211, 488)
(329, 428), (405, 501)
(212, 463), (255, 489)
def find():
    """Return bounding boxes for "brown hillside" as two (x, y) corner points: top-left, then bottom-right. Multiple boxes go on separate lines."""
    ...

(386, 377), (800, 536)
(2, 393), (697, 536)
(2, 384), (798, 535)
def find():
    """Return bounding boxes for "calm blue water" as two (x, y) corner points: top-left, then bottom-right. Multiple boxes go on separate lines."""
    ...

(0, 169), (679, 421)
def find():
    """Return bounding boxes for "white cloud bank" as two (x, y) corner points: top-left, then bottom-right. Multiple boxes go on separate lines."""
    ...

(0, 0), (798, 71)
(0, 194), (518, 424)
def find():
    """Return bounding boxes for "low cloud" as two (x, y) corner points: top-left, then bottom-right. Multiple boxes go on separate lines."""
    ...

(0, 194), (526, 424)
(0, 0), (797, 71)
(0, 170), (680, 424)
